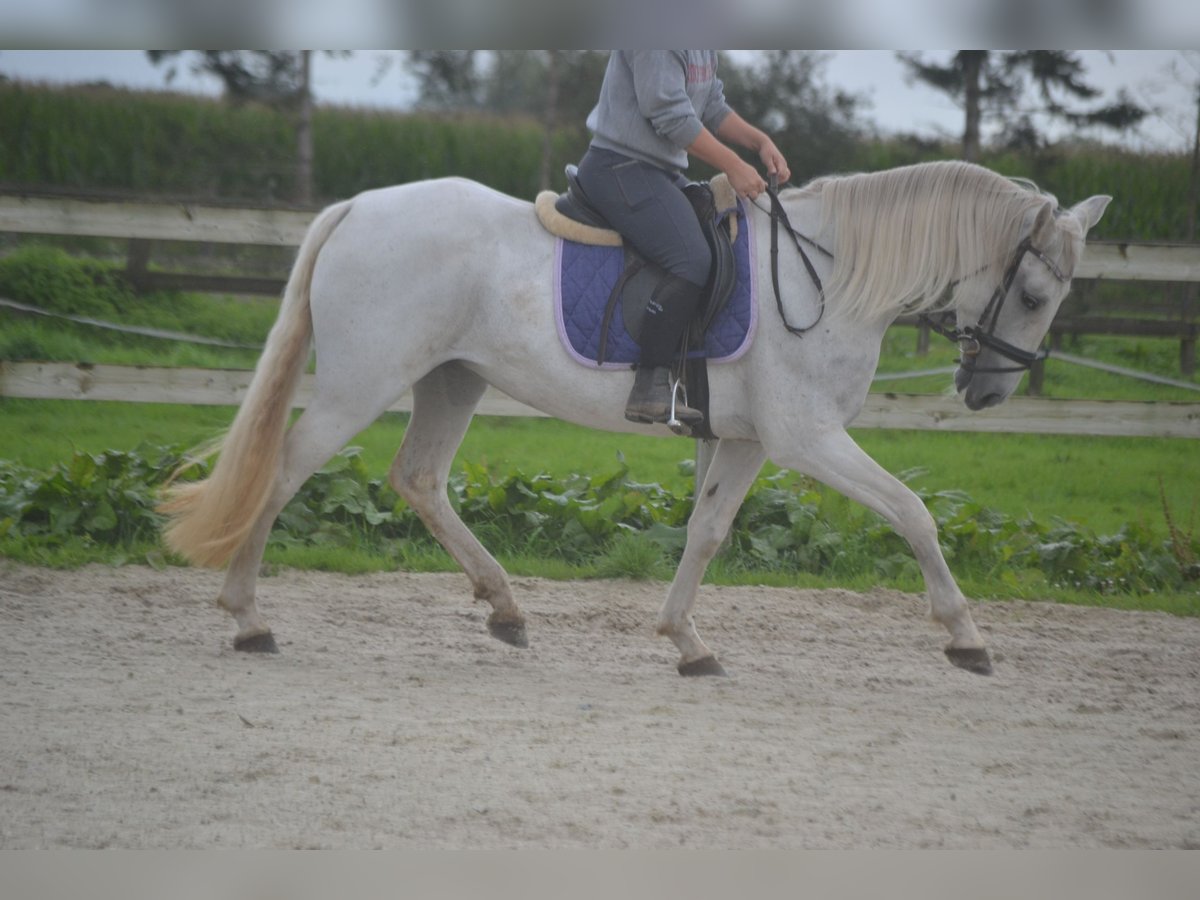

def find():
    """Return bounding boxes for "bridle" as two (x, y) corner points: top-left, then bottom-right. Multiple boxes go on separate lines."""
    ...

(760, 178), (1069, 375)
(918, 236), (1070, 375)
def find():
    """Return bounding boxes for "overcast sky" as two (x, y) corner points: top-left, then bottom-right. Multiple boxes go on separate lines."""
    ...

(1, 50), (1196, 152)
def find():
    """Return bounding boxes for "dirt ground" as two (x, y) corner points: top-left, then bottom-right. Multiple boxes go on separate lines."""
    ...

(1, 562), (1198, 849)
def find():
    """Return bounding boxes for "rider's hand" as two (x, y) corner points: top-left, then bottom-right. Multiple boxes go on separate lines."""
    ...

(758, 139), (791, 186)
(726, 158), (768, 201)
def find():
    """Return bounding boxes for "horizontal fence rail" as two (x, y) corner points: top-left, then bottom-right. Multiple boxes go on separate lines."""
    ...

(1072, 242), (1200, 282)
(3, 192), (1200, 281)
(0, 193), (313, 246)
(3, 191), (1199, 439)
(3, 362), (1198, 439)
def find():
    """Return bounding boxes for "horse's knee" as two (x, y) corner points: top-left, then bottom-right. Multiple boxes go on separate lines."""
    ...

(685, 518), (727, 560)
(894, 503), (939, 553)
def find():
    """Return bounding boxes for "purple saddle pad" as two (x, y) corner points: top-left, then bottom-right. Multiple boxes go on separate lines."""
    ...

(554, 204), (756, 369)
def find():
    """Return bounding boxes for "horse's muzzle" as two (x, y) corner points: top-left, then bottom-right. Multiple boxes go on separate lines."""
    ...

(963, 390), (1004, 411)
(956, 366), (1007, 410)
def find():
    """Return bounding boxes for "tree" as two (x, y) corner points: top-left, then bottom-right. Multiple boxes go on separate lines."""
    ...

(404, 51), (605, 124)
(404, 51), (864, 186)
(1163, 52), (1200, 242)
(404, 51), (484, 110)
(404, 51), (607, 190)
(146, 51), (308, 105)
(718, 51), (866, 182)
(896, 51), (1148, 160)
(146, 51), (344, 203)
(294, 51), (314, 205)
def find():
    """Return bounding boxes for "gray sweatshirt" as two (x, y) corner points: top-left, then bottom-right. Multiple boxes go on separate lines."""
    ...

(586, 50), (733, 172)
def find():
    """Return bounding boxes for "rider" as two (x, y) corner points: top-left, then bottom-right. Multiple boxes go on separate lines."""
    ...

(576, 51), (791, 424)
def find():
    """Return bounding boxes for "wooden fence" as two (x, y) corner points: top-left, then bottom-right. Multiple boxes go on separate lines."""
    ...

(3, 360), (1196, 439)
(2, 190), (1200, 439)
(5, 190), (1200, 288)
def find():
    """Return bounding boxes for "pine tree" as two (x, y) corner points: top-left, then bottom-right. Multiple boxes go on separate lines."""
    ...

(897, 51), (1147, 160)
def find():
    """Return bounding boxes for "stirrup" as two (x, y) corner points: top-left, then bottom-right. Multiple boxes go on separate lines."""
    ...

(667, 375), (698, 436)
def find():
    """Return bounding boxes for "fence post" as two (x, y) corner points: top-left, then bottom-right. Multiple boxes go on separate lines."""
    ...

(695, 438), (717, 495)
(1183, 284), (1197, 377)
(916, 320), (930, 356)
(1026, 357), (1045, 395)
(125, 239), (152, 292)
(1027, 333), (1060, 396)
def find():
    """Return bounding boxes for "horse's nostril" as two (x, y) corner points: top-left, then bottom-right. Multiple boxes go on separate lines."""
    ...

(965, 391), (1003, 411)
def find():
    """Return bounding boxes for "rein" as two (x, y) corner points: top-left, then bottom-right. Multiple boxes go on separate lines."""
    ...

(764, 178), (828, 336)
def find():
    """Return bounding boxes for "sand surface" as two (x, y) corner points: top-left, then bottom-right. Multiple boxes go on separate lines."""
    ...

(1, 562), (1197, 848)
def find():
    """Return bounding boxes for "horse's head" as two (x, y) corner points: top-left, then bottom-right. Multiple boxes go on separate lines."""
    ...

(952, 193), (1111, 410)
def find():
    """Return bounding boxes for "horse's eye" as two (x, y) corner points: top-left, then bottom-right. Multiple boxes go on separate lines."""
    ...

(1021, 292), (1043, 311)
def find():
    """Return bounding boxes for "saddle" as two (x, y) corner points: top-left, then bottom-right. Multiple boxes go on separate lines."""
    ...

(537, 169), (739, 342)
(535, 168), (741, 438)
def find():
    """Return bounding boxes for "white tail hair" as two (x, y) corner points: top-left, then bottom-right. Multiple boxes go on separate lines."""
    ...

(158, 199), (354, 567)
(804, 160), (1061, 321)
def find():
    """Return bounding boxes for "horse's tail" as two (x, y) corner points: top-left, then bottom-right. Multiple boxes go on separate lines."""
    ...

(158, 199), (354, 568)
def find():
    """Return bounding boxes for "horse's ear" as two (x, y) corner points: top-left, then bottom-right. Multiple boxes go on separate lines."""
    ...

(1069, 195), (1112, 235)
(1020, 198), (1057, 242)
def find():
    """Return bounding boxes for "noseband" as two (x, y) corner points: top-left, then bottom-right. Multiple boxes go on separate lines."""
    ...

(919, 236), (1070, 375)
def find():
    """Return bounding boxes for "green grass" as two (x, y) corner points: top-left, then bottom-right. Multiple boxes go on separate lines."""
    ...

(873, 329), (1200, 402)
(2, 245), (1198, 614)
(0, 318), (265, 369)
(0, 398), (240, 464)
(2, 398), (1195, 543)
(9, 533), (1196, 617)
(0, 399), (699, 491)
(851, 430), (1198, 539)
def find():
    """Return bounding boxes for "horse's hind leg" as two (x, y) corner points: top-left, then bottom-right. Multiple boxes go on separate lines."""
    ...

(657, 438), (766, 675)
(217, 397), (392, 651)
(389, 363), (527, 647)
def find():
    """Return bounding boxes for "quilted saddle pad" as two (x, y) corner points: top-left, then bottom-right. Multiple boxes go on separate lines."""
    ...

(554, 204), (756, 369)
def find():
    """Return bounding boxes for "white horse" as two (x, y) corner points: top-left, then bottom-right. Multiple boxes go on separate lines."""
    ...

(160, 160), (1110, 677)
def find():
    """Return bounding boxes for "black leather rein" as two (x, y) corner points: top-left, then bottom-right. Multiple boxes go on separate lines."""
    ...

(765, 179), (829, 336)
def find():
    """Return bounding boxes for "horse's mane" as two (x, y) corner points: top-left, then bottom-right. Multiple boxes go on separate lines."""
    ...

(796, 160), (1065, 321)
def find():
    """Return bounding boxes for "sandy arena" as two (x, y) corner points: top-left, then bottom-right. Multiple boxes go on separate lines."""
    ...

(1, 562), (1197, 848)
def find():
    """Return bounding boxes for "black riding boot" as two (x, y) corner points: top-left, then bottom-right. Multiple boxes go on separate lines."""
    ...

(624, 366), (703, 425)
(624, 275), (704, 425)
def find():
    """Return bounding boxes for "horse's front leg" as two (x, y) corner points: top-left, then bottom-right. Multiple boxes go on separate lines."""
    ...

(772, 428), (992, 675)
(657, 438), (767, 676)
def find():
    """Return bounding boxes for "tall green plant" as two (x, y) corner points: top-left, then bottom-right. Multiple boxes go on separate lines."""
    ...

(1, 445), (1196, 601)
(3, 81), (1190, 234)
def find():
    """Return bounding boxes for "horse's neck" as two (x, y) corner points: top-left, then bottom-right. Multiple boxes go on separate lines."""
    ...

(752, 192), (840, 328)
(750, 193), (892, 414)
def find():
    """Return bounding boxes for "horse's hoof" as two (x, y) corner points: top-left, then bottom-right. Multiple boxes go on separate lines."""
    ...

(677, 655), (727, 677)
(945, 646), (993, 675)
(487, 618), (529, 648)
(234, 632), (279, 654)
